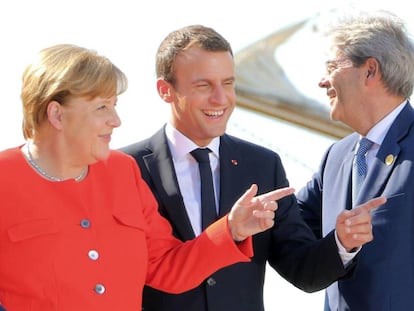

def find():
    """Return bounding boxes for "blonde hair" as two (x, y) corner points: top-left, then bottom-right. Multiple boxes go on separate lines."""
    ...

(21, 44), (128, 139)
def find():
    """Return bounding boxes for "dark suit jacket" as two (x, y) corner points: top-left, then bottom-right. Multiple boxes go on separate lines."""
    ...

(121, 128), (351, 311)
(297, 103), (414, 311)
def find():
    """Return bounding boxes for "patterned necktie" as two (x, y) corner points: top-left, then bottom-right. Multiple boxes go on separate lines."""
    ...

(352, 137), (374, 205)
(191, 148), (217, 230)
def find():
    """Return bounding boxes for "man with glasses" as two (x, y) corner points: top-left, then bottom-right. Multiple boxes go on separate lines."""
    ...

(297, 9), (414, 311)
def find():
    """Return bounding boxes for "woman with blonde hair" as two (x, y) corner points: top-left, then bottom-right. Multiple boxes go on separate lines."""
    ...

(0, 44), (293, 310)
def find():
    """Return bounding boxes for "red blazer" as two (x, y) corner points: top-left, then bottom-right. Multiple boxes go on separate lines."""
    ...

(0, 148), (252, 311)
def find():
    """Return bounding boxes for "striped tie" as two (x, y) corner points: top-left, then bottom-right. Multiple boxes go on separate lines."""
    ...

(352, 137), (373, 205)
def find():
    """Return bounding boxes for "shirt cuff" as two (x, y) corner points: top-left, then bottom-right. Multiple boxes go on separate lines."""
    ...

(335, 230), (360, 267)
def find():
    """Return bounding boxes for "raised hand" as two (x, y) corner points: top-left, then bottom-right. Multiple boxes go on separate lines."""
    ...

(228, 184), (295, 241)
(336, 196), (387, 252)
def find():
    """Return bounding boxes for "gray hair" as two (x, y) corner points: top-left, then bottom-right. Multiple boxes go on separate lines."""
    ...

(323, 9), (414, 98)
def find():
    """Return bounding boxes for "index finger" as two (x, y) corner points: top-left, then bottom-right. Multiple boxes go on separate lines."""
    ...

(258, 187), (295, 202)
(355, 196), (387, 213)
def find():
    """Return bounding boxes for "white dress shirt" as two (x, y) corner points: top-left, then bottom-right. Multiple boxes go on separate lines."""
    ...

(165, 123), (220, 236)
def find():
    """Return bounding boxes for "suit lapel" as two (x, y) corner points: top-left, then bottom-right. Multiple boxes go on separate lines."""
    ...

(218, 135), (246, 217)
(322, 140), (356, 236)
(357, 143), (400, 205)
(144, 129), (196, 240)
(358, 103), (414, 204)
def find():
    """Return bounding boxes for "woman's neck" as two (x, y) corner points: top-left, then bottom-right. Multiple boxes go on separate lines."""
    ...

(22, 140), (88, 182)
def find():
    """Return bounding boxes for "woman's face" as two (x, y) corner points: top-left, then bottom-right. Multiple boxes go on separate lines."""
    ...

(59, 95), (121, 164)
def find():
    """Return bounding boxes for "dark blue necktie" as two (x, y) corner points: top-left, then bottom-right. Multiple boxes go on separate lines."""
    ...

(191, 148), (217, 230)
(352, 137), (374, 205)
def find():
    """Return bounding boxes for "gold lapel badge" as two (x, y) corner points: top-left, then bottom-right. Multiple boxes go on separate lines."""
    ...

(385, 154), (394, 166)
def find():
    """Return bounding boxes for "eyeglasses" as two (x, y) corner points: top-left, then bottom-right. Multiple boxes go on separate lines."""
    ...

(325, 58), (353, 75)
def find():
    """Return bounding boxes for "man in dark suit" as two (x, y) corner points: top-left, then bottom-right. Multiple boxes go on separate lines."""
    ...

(296, 10), (414, 311)
(121, 25), (383, 311)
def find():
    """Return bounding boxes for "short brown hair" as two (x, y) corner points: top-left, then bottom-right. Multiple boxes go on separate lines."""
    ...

(156, 25), (233, 85)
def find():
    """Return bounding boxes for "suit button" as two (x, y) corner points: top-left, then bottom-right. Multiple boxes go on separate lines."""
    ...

(206, 277), (216, 286)
(88, 249), (99, 260)
(80, 219), (91, 228)
(95, 283), (106, 295)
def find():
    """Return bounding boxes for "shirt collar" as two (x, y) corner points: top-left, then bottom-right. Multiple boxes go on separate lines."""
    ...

(364, 100), (408, 145)
(165, 122), (220, 161)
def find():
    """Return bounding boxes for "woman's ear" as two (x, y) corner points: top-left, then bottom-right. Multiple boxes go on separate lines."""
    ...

(47, 101), (64, 130)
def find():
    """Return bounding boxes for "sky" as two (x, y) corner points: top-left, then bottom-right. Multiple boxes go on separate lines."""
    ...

(0, 0), (411, 309)
(2, 0), (410, 152)
(1, 0), (328, 149)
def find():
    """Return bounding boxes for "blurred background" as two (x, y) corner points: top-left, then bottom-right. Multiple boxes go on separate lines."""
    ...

(1, 0), (411, 309)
